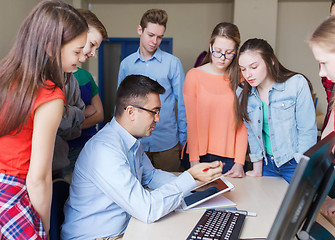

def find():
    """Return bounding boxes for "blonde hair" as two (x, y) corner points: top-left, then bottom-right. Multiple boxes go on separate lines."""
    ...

(310, 16), (335, 53)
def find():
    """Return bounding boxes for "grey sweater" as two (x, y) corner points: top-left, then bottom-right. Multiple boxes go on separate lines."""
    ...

(52, 74), (85, 173)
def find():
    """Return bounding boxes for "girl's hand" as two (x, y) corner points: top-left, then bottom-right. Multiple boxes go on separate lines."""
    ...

(320, 198), (335, 216)
(246, 160), (263, 177)
(224, 163), (245, 178)
(246, 170), (262, 177)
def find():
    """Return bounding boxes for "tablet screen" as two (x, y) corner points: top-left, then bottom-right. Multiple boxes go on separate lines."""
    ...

(184, 178), (230, 207)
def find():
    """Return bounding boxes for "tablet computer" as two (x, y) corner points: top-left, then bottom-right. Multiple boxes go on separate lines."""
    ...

(180, 175), (234, 210)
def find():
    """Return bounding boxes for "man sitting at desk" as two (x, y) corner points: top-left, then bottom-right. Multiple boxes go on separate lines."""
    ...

(61, 75), (223, 240)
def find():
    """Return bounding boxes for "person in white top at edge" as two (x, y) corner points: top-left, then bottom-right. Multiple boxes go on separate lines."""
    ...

(310, 15), (335, 217)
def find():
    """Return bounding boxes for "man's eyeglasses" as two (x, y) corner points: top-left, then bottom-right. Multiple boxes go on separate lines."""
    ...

(211, 50), (236, 60)
(124, 105), (160, 116)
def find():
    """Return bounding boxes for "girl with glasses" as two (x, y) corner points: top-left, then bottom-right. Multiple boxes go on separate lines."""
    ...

(182, 22), (248, 177)
(236, 38), (317, 183)
(0, 0), (88, 238)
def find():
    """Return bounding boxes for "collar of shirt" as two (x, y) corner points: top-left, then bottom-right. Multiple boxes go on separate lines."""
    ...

(272, 81), (284, 91)
(134, 47), (163, 63)
(250, 80), (285, 95)
(111, 118), (140, 153)
(111, 118), (142, 178)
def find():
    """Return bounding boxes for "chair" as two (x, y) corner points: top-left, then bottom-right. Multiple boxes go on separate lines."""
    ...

(50, 179), (70, 240)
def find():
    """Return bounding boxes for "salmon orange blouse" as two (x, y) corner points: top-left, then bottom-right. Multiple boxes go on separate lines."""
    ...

(183, 68), (248, 164)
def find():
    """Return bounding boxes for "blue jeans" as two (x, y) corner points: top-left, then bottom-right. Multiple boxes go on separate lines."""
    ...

(263, 154), (297, 183)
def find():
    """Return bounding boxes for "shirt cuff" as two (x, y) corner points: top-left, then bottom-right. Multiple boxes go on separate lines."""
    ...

(175, 171), (197, 197)
(249, 152), (264, 163)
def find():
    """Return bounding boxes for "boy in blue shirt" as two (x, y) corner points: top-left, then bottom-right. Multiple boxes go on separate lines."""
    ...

(118, 9), (186, 172)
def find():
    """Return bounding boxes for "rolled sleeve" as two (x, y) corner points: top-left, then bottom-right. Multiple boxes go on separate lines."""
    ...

(234, 123), (248, 165)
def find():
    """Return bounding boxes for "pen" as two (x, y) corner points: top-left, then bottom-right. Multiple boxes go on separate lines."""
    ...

(223, 209), (257, 217)
(202, 168), (209, 172)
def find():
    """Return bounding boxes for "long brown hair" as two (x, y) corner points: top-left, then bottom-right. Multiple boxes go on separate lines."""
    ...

(0, 0), (88, 137)
(236, 38), (312, 123)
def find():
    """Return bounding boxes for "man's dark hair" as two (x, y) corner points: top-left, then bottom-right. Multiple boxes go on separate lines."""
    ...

(115, 75), (165, 117)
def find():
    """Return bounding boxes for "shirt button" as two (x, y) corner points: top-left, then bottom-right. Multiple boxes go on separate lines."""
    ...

(258, 120), (261, 123)
(259, 107), (261, 110)
(282, 103), (285, 107)
(146, 63), (149, 67)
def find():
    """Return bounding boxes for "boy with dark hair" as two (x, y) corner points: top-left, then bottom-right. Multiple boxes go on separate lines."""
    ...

(61, 75), (222, 240)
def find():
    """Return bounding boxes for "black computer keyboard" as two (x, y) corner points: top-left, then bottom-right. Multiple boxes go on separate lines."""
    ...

(186, 209), (246, 240)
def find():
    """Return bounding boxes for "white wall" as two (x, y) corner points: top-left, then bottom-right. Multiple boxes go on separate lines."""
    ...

(0, 0), (41, 59)
(277, 1), (330, 114)
(234, 0), (278, 48)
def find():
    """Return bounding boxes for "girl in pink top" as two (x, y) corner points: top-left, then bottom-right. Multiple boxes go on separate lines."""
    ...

(183, 22), (248, 178)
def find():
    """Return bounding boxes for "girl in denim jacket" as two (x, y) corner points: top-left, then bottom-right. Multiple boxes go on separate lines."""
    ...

(236, 38), (317, 183)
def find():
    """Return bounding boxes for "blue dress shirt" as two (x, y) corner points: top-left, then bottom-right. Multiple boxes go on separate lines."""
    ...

(61, 118), (196, 240)
(118, 48), (187, 151)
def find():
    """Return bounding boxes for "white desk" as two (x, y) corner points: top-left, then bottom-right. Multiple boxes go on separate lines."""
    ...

(122, 176), (335, 240)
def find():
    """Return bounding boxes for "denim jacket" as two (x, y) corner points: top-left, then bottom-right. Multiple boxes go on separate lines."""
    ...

(244, 74), (317, 167)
